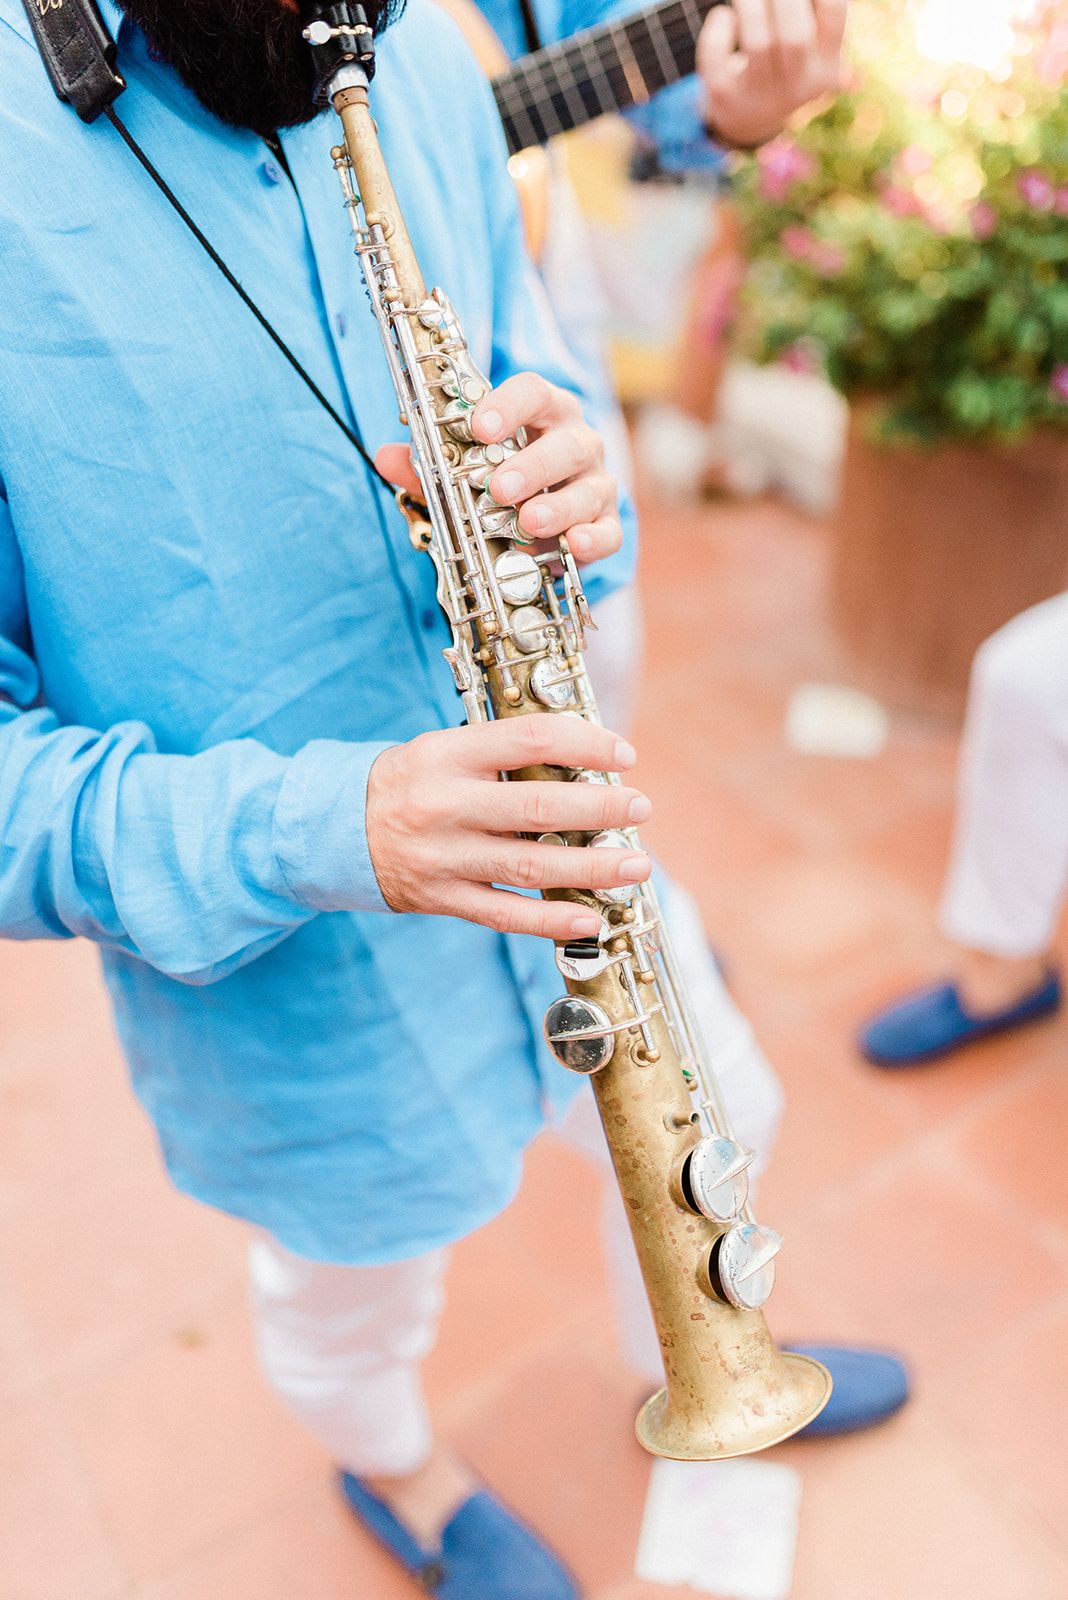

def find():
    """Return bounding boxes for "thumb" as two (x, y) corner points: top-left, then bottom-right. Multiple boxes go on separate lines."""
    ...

(375, 443), (422, 497)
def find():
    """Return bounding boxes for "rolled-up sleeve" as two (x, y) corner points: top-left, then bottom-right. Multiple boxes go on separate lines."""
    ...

(0, 494), (393, 987)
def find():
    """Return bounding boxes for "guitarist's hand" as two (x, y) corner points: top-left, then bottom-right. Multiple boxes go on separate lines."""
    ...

(376, 373), (622, 568)
(698, 0), (848, 149)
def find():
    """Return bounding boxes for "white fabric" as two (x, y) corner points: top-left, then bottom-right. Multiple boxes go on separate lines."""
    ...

(940, 591), (1068, 958)
(250, 881), (784, 1470)
(584, 582), (645, 735)
(248, 1233), (448, 1476)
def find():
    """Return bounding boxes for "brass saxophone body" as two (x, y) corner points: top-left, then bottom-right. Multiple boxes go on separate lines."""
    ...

(305, 5), (830, 1459)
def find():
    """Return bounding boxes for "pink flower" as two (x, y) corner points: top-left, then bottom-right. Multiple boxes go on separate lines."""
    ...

(779, 226), (844, 276)
(810, 241), (847, 277)
(782, 341), (819, 375)
(781, 224), (815, 260)
(1051, 366), (1068, 404)
(898, 144), (933, 177)
(757, 139), (816, 203)
(881, 184), (922, 218)
(1018, 170), (1055, 211)
(970, 201), (998, 240)
(1055, 187), (1068, 216)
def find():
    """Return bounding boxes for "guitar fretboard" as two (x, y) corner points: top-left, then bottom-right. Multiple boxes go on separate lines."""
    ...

(492, 0), (722, 156)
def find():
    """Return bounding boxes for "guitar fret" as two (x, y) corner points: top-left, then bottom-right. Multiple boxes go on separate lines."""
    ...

(611, 20), (651, 107)
(621, 9), (692, 93)
(547, 47), (596, 130)
(492, 0), (719, 153)
(576, 30), (619, 117)
(631, 7), (679, 87)
(505, 81), (554, 151)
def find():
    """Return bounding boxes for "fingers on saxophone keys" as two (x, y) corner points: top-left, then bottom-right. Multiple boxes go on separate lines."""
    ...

(472, 373), (578, 444)
(488, 425), (602, 506)
(515, 473), (615, 540)
(566, 517), (623, 563)
(459, 715), (637, 775)
(482, 781), (651, 833)
(452, 886), (603, 941)
(486, 840), (651, 894)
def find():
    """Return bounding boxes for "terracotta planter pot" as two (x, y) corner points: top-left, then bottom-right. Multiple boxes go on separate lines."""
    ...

(830, 415), (1068, 717)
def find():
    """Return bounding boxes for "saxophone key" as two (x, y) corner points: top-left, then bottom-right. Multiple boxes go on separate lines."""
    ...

(703, 1222), (783, 1311)
(494, 549), (542, 606)
(529, 656), (577, 709)
(677, 1136), (755, 1223)
(553, 920), (613, 982)
(543, 995), (616, 1075)
(509, 605), (552, 654)
(587, 829), (637, 904)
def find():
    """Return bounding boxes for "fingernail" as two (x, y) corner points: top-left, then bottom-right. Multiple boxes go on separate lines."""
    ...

(494, 469), (523, 500)
(526, 503), (551, 531)
(614, 739), (637, 768)
(619, 854), (649, 883)
(570, 912), (602, 937)
(628, 795), (652, 823)
(477, 408), (503, 439)
(570, 530), (593, 558)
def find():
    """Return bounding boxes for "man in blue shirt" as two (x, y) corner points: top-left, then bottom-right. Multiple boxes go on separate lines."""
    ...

(0, 1), (905, 1595)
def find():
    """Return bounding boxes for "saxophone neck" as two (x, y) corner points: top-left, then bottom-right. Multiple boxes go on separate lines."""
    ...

(305, 3), (428, 307)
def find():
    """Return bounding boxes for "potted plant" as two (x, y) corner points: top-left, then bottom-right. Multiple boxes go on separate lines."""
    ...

(730, 0), (1068, 713)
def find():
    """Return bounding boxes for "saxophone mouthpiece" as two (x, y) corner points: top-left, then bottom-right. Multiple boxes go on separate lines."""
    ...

(302, 3), (376, 102)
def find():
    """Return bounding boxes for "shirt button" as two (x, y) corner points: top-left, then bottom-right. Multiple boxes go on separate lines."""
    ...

(334, 310), (348, 338)
(261, 158), (283, 185)
(421, 608), (438, 631)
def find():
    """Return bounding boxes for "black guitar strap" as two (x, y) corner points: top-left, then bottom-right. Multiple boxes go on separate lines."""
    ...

(516, 0), (544, 54)
(19, 0), (125, 122)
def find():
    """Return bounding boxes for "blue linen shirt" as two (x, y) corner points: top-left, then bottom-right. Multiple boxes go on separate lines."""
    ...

(477, 0), (728, 176)
(0, 0), (635, 1263)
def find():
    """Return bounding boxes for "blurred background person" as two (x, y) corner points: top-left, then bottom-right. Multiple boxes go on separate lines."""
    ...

(861, 593), (1066, 1066)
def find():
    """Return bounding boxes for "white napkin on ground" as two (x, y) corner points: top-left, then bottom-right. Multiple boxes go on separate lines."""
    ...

(635, 1456), (803, 1600)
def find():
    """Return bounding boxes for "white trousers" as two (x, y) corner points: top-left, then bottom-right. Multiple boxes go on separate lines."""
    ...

(249, 876), (784, 1476)
(940, 591), (1068, 958)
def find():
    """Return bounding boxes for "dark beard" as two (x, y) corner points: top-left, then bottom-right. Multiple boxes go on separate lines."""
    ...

(119, 0), (396, 137)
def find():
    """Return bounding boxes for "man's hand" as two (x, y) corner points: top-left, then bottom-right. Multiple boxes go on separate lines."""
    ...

(698, 0), (848, 150)
(366, 716), (653, 939)
(376, 372), (622, 567)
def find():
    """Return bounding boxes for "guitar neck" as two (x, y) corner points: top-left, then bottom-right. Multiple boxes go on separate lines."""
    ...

(493, 0), (722, 156)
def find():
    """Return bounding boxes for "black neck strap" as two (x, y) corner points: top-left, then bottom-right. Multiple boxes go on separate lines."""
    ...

(20, 0), (124, 121)
(516, 0), (544, 55)
(21, 0), (392, 493)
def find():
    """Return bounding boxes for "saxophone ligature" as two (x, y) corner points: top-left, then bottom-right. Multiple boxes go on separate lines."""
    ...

(303, 1), (830, 1459)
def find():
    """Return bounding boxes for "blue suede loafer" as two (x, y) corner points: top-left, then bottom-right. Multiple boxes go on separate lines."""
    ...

(338, 1471), (580, 1599)
(860, 971), (1061, 1067)
(788, 1343), (910, 1438)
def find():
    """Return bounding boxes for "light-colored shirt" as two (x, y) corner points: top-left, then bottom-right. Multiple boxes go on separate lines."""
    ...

(477, 0), (727, 175)
(0, 0), (635, 1263)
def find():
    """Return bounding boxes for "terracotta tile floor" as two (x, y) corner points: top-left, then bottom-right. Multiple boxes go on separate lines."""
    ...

(2, 491), (1067, 1600)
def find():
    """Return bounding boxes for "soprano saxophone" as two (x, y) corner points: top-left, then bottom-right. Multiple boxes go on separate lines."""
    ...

(304, 2), (830, 1459)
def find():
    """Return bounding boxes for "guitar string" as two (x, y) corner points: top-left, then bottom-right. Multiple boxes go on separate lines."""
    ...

(493, 29), (704, 150)
(497, 0), (714, 98)
(493, 30), (699, 135)
(494, 5), (705, 116)
(494, 21), (708, 153)
(492, 0), (713, 134)
(492, 0), (707, 114)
